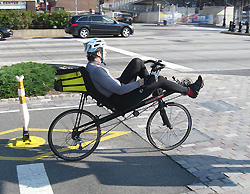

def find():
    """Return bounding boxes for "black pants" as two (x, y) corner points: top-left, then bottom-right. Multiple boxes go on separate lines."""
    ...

(109, 58), (189, 110)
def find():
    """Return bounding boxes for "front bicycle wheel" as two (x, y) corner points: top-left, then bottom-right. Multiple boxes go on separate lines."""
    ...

(48, 109), (101, 161)
(146, 102), (192, 151)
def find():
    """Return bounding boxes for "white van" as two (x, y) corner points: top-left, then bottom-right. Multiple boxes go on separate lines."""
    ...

(105, 11), (123, 20)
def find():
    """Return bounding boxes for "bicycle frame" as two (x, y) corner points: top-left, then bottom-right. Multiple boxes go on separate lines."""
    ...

(75, 90), (177, 134)
(49, 60), (194, 161)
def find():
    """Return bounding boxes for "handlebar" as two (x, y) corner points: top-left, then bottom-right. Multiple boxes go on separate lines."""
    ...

(144, 59), (165, 73)
(143, 59), (193, 87)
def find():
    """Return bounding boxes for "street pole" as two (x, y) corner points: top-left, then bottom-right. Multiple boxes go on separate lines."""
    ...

(75, 0), (77, 15)
(223, 0), (227, 26)
(249, 0), (250, 23)
(239, 0), (243, 23)
(233, 0), (236, 25)
(157, 4), (161, 25)
(199, 0), (203, 10)
(45, 0), (47, 12)
(99, 0), (104, 14)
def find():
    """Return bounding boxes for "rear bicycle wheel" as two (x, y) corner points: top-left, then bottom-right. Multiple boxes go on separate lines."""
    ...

(146, 102), (192, 151)
(48, 109), (101, 161)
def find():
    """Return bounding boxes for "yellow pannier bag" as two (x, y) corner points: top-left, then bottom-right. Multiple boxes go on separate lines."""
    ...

(54, 68), (87, 92)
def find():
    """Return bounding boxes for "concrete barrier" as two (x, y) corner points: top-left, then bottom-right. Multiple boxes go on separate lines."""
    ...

(13, 29), (71, 38)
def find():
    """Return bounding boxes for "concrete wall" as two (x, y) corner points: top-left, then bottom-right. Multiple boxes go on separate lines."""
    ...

(12, 29), (70, 38)
(201, 6), (234, 26)
(135, 12), (159, 24)
(136, 6), (234, 26)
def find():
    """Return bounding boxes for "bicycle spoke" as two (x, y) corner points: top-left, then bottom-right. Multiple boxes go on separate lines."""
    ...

(48, 109), (100, 161)
(146, 103), (191, 151)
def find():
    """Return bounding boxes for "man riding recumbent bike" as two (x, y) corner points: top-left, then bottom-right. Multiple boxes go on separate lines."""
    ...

(48, 38), (204, 161)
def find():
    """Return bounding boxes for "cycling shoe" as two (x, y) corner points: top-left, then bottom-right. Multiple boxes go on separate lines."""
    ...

(187, 75), (204, 98)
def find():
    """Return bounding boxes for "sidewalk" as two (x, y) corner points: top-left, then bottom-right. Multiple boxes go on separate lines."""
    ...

(123, 70), (250, 194)
(1, 69), (250, 194)
(181, 22), (250, 36)
(221, 30), (250, 36)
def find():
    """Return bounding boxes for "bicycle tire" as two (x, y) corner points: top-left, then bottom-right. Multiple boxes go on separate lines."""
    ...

(146, 102), (192, 151)
(48, 109), (101, 161)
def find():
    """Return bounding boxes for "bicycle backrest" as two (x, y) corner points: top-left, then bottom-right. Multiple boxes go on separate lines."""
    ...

(54, 66), (118, 112)
(79, 67), (118, 112)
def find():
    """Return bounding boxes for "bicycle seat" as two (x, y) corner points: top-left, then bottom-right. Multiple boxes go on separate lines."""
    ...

(79, 67), (118, 112)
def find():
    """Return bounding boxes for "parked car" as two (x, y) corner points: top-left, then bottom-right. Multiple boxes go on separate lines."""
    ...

(65, 14), (134, 38)
(117, 14), (133, 25)
(0, 26), (13, 40)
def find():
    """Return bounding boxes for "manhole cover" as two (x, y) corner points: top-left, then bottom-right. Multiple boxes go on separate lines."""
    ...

(184, 128), (213, 144)
(197, 100), (240, 112)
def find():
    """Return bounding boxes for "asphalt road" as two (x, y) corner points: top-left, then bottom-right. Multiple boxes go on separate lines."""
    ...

(1, 23), (250, 194)
(1, 23), (250, 75)
(0, 104), (198, 194)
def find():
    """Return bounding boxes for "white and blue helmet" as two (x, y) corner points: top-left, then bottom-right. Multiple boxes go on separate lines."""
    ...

(84, 38), (107, 65)
(84, 38), (106, 53)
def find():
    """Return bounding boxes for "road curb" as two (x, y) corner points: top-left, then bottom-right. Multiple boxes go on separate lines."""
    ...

(0, 93), (80, 102)
(221, 30), (250, 36)
(12, 29), (71, 38)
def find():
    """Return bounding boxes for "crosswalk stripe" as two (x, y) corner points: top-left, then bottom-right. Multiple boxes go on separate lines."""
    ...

(16, 163), (54, 194)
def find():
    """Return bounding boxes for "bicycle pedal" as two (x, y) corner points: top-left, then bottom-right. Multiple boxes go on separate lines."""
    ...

(76, 140), (82, 144)
(78, 145), (83, 150)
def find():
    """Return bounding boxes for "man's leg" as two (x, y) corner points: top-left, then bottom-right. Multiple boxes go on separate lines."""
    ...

(146, 76), (189, 94)
(119, 58), (149, 84)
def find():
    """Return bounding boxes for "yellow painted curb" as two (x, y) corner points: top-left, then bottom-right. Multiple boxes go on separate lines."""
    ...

(8, 136), (46, 149)
(0, 128), (131, 161)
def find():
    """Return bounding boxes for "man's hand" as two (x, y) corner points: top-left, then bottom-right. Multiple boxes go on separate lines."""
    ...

(144, 75), (155, 85)
(139, 78), (144, 86)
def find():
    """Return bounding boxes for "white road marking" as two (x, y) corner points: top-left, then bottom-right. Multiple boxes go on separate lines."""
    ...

(0, 103), (96, 114)
(77, 39), (193, 71)
(17, 163), (54, 194)
(106, 46), (193, 72)
(2, 38), (192, 71)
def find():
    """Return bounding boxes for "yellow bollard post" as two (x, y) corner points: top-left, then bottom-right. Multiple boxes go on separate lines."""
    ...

(16, 75), (30, 141)
(6, 76), (44, 148)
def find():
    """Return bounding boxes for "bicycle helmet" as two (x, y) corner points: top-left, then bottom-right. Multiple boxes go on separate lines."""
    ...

(84, 38), (106, 65)
(84, 38), (106, 53)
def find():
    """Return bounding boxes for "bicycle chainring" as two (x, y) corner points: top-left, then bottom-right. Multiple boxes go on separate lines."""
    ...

(180, 78), (193, 86)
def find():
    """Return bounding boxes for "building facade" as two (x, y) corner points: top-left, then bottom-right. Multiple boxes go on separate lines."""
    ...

(0, 0), (36, 11)
(53, 0), (98, 12)
(0, 0), (99, 12)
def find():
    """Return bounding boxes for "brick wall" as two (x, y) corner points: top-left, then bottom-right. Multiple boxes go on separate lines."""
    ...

(55, 0), (98, 12)
(26, 1), (35, 11)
